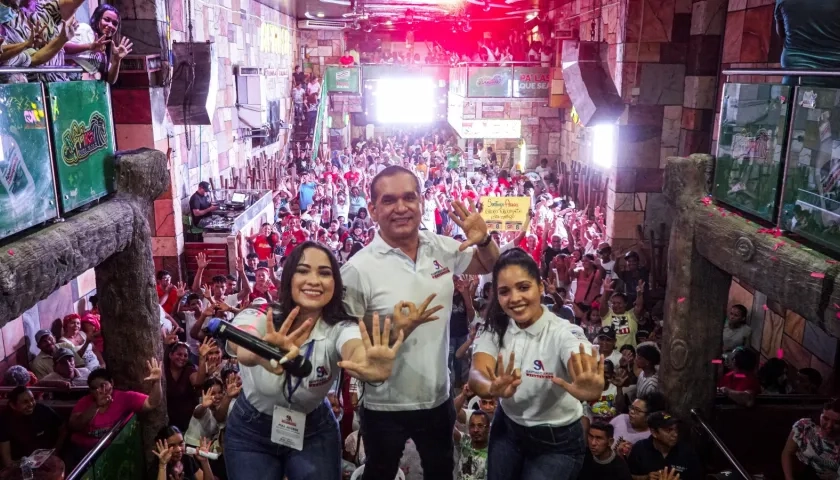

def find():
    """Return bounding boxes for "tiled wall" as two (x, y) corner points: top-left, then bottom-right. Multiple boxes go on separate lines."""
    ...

(0, 270), (97, 379)
(299, 30), (345, 78)
(728, 278), (838, 394)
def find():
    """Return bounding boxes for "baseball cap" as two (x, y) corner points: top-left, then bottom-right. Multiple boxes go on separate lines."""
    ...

(647, 411), (679, 430)
(597, 325), (616, 340)
(53, 347), (75, 362)
(35, 329), (52, 343)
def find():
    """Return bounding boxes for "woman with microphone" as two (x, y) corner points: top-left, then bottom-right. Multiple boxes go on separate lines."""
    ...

(223, 241), (405, 480)
(469, 249), (605, 480)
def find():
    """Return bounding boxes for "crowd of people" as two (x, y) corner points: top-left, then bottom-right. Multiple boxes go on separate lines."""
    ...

(0, 123), (835, 480)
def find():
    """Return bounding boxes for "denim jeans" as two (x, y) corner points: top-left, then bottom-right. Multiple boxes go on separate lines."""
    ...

(360, 398), (456, 480)
(449, 335), (469, 389)
(224, 395), (341, 480)
(487, 406), (585, 480)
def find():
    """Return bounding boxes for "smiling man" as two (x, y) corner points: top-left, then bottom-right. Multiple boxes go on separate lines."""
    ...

(341, 165), (499, 480)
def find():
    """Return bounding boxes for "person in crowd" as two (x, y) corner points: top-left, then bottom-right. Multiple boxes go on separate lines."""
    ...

(39, 347), (91, 388)
(782, 398), (840, 480)
(758, 357), (791, 394)
(610, 392), (668, 458)
(722, 304), (751, 360)
(64, 3), (132, 82)
(450, 275), (476, 390)
(185, 377), (225, 450)
(1, 366), (37, 390)
(153, 426), (214, 480)
(190, 181), (219, 227)
(67, 362), (162, 467)
(293, 82), (306, 126)
(31, 329), (59, 379)
(341, 165), (498, 480)
(627, 412), (703, 480)
(618, 252), (649, 307)
(634, 343), (661, 397)
(157, 270), (186, 315)
(223, 241), (407, 480)
(248, 222), (281, 265)
(469, 249), (603, 480)
(165, 339), (213, 432)
(80, 309), (104, 360)
(774, 0), (840, 86)
(58, 313), (102, 370)
(0, 386), (66, 467)
(600, 277), (644, 349)
(579, 422), (631, 479)
(718, 348), (760, 407)
(455, 410), (490, 480)
(583, 360), (619, 427)
(568, 253), (603, 310)
(595, 325), (621, 367)
(794, 367), (823, 394)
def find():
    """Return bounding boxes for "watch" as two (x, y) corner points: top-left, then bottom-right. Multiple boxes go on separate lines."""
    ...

(477, 234), (493, 248)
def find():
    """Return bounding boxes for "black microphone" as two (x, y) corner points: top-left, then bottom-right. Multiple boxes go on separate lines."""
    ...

(204, 318), (313, 377)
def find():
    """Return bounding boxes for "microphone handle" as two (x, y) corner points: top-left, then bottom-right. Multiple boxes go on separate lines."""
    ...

(217, 322), (313, 378)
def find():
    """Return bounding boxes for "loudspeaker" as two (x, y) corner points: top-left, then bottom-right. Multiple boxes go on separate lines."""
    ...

(561, 41), (623, 126)
(167, 41), (218, 125)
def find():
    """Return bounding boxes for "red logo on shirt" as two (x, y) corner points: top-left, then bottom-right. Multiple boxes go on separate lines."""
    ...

(431, 260), (451, 279)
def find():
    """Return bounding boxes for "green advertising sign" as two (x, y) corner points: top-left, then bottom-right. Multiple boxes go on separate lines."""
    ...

(75, 415), (145, 480)
(47, 81), (116, 213)
(468, 67), (512, 98)
(0, 83), (59, 240)
(513, 67), (551, 98)
(326, 66), (360, 94)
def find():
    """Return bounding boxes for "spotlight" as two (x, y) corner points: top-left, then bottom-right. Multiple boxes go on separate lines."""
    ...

(316, 11), (325, 17)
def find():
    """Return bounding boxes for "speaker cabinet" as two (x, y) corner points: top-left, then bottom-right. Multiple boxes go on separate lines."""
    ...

(167, 41), (218, 125)
(561, 41), (623, 126)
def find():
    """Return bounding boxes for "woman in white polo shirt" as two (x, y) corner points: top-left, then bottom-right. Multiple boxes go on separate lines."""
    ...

(469, 249), (605, 480)
(224, 241), (405, 480)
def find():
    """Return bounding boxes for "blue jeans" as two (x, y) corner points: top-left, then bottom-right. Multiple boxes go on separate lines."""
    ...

(487, 406), (585, 480)
(360, 398), (456, 480)
(224, 395), (341, 480)
(449, 335), (469, 389)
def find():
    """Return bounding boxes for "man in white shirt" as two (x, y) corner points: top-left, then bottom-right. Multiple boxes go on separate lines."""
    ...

(341, 166), (499, 480)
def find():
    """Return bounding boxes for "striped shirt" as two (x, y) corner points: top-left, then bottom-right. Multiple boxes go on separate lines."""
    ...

(1, 0), (66, 82)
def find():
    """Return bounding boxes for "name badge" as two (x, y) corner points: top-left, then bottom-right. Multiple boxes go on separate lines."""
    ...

(271, 406), (306, 450)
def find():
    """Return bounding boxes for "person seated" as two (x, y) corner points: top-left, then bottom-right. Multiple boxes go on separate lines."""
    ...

(0, 386), (66, 468)
(579, 422), (631, 479)
(39, 348), (91, 389)
(30, 329), (59, 379)
(793, 368), (823, 394)
(152, 426), (213, 480)
(782, 398), (840, 480)
(66, 362), (162, 466)
(610, 392), (667, 458)
(2, 366), (37, 390)
(627, 412), (703, 480)
(184, 378), (224, 451)
(58, 313), (102, 370)
(717, 348), (760, 407)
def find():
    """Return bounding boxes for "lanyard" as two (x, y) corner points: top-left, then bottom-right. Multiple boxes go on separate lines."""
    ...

(285, 341), (316, 402)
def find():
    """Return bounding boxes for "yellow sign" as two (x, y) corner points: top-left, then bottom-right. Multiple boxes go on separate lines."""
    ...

(259, 24), (291, 56)
(480, 196), (530, 231)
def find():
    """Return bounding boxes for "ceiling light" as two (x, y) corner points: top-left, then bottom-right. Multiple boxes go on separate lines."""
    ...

(316, 11), (325, 17)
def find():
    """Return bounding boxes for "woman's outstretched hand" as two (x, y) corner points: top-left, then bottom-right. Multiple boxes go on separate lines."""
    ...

(338, 312), (404, 382)
(552, 344), (604, 402)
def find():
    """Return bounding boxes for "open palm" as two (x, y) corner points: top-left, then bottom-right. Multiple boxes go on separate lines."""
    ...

(486, 351), (521, 398)
(552, 344), (605, 402)
(339, 313), (404, 382)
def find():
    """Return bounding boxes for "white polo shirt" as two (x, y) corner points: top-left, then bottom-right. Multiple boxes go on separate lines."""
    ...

(341, 230), (475, 411)
(473, 307), (592, 427)
(227, 300), (361, 415)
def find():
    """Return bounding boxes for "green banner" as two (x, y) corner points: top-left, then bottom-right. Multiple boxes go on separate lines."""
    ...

(0, 83), (58, 240)
(326, 66), (360, 94)
(467, 67), (512, 98)
(513, 67), (551, 98)
(48, 81), (116, 213)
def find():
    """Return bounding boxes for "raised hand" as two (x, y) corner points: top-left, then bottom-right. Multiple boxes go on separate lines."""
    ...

(197, 252), (210, 269)
(552, 344), (605, 402)
(636, 279), (646, 294)
(200, 388), (215, 408)
(338, 313), (404, 382)
(262, 307), (313, 375)
(392, 294), (444, 333)
(225, 373), (242, 397)
(195, 437), (212, 463)
(542, 279), (557, 296)
(603, 277), (615, 293)
(90, 34), (110, 53)
(60, 18), (79, 41)
(659, 467), (681, 480)
(198, 337), (216, 358)
(144, 358), (162, 382)
(175, 281), (187, 298)
(164, 326), (182, 346)
(112, 36), (133, 60)
(449, 198), (489, 252)
(152, 439), (173, 465)
(486, 352), (521, 398)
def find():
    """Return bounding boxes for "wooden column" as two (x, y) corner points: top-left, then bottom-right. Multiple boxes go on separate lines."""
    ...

(94, 148), (170, 461)
(661, 154), (731, 419)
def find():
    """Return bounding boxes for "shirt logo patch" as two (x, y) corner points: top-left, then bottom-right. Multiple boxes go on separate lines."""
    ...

(309, 366), (331, 388)
(431, 259), (452, 279)
(525, 360), (553, 379)
(532, 360), (544, 371)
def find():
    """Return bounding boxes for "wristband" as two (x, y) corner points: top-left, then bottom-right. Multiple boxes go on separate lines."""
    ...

(477, 235), (492, 248)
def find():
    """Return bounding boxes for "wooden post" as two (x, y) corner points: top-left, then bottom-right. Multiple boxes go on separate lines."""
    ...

(661, 155), (732, 420)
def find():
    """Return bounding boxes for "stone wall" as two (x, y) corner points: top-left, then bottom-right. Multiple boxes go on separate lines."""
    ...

(300, 30), (345, 78)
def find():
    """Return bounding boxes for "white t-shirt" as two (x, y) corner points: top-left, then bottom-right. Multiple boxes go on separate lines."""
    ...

(185, 407), (221, 447)
(473, 307), (592, 427)
(341, 230), (475, 411)
(227, 300), (361, 415)
(610, 414), (651, 446)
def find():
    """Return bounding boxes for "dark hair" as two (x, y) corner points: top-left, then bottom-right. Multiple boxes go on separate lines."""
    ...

(212, 275), (226, 284)
(636, 343), (661, 366)
(8, 385), (31, 404)
(486, 249), (541, 348)
(825, 398), (840, 413)
(202, 377), (223, 391)
(469, 410), (490, 424)
(610, 292), (628, 303)
(638, 391), (668, 414)
(89, 295), (98, 307)
(87, 368), (114, 388)
(604, 359), (615, 372)
(156, 425), (183, 441)
(156, 270), (171, 280)
(732, 348), (758, 372)
(349, 242), (365, 259)
(758, 358), (787, 388)
(246, 252), (259, 260)
(186, 293), (201, 304)
(619, 344), (636, 355)
(274, 241), (353, 326)
(731, 304), (748, 318)
(590, 421), (614, 438)
(799, 368), (823, 390)
(370, 165), (421, 203)
(226, 274), (237, 282)
(90, 4), (121, 71)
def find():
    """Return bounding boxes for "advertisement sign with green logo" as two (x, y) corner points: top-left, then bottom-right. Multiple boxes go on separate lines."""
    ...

(468, 67), (512, 97)
(0, 83), (59, 240)
(326, 66), (360, 94)
(77, 415), (144, 480)
(513, 67), (551, 98)
(47, 81), (116, 213)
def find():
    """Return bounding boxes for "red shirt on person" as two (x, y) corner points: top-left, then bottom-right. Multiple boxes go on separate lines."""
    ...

(253, 233), (280, 262)
(71, 390), (148, 449)
(322, 171), (340, 184)
(718, 371), (761, 393)
(344, 171), (360, 185)
(157, 285), (179, 314)
(282, 229), (307, 256)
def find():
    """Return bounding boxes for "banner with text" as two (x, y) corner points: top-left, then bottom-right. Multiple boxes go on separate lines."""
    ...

(468, 67), (512, 97)
(513, 67), (550, 98)
(480, 196), (530, 231)
(326, 67), (360, 94)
